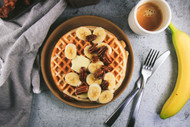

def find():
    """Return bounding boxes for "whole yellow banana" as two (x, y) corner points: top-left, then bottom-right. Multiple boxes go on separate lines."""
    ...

(160, 22), (190, 119)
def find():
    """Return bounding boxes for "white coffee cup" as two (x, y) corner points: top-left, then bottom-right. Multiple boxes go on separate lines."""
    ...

(128, 0), (172, 35)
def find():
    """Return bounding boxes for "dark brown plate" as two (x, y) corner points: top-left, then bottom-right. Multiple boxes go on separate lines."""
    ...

(41, 15), (134, 108)
(0, 0), (43, 21)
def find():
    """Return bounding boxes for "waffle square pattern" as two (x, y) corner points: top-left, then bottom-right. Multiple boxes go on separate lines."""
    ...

(50, 26), (129, 103)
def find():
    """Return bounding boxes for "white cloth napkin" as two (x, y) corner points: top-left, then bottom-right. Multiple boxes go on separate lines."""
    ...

(0, 0), (67, 126)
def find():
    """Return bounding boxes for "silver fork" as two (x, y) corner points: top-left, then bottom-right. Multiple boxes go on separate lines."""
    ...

(127, 49), (159, 127)
(105, 49), (159, 127)
(140, 49), (159, 89)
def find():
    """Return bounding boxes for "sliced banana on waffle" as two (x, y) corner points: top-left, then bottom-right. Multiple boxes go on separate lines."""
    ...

(87, 83), (102, 101)
(104, 72), (115, 90)
(65, 43), (77, 59)
(65, 72), (81, 86)
(77, 93), (88, 99)
(93, 27), (106, 43)
(84, 45), (95, 59)
(76, 27), (92, 41)
(98, 90), (114, 104)
(86, 74), (102, 85)
(71, 55), (91, 73)
(97, 42), (112, 54)
(88, 61), (104, 73)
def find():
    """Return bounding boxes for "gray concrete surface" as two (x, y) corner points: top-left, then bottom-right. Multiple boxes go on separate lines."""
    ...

(29, 0), (190, 127)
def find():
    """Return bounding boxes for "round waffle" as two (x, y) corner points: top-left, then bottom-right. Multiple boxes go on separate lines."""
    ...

(50, 26), (129, 102)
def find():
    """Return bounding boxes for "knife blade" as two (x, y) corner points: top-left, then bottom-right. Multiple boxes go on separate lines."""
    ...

(153, 50), (170, 74)
(136, 50), (170, 88)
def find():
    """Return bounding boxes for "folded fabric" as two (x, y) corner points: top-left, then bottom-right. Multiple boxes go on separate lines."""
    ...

(0, 0), (67, 126)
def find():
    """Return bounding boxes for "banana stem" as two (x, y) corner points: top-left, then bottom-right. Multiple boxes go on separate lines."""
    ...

(168, 22), (178, 34)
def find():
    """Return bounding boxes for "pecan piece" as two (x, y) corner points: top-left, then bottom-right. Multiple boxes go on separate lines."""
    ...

(0, 0), (17, 18)
(79, 67), (87, 81)
(101, 65), (113, 72)
(94, 69), (105, 79)
(91, 56), (99, 63)
(88, 44), (99, 54)
(75, 83), (89, 95)
(100, 80), (109, 90)
(86, 34), (97, 42)
(102, 52), (113, 65)
(97, 46), (108, 58)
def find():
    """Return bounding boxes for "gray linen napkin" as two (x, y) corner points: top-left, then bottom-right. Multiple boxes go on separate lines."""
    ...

(0, 0), (67, 126)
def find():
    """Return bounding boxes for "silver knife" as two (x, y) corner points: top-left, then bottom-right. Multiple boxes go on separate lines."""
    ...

(127, 50), (170, 127)
(105, 50), (170, 127)
(153, 50), (170, 74)
(136, 50), (170, 89)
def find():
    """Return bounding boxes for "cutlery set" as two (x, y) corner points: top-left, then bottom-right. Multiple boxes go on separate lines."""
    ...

(105, 50), (170, 127)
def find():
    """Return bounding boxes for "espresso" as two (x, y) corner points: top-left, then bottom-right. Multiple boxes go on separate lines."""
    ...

(137, 2), (163, 31)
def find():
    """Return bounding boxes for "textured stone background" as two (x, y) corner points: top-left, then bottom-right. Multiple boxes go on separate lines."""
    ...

(29, 0), (190, 127)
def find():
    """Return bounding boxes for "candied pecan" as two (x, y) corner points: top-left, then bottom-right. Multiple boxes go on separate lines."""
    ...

(100, 80), (109, 90)
(0, 0), (31, 18)
(94, 69), (105, 79)
(5, 1), (15, 8)
(102, 52), (113, 65)
(0, 0), (18, 18)
(101, 65), (107, 70)
(75, 83), (89, 95)
(101, 65), (113, 72)
(88, 44), (99, 54)
(86, 34), (97, 42)
(97, 46), (108, 58)
(0, 4), (14, 18)
(79, 67), (87, 81)
(91, 56), (99, 63)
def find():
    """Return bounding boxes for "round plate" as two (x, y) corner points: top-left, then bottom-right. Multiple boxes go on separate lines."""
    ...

(41, 15), (134, 108)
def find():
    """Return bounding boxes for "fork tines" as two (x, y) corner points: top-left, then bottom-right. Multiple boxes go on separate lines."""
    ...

(144, 49), (159, 69)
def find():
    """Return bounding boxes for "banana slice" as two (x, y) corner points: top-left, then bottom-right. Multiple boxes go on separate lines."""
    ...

(104, 72), (115, 90)
(86, 74), (102, 85)
(97, 42), (112, 54)
(93, 27), (106, 44)
(77, 93), (88, 99)
(71, 55), (90, 73)
(76, 27), (92, 41)
(65, 72), (81, 86)
(65, 44), (77, 59)
(88, 61), (104, 73)
(84, 45), (96, 59)
(98, 90), (114, 104)
(87, 84), (102, 101)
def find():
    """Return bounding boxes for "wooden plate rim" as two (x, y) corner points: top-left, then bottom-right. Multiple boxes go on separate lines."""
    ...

(41, 15), (134, 108)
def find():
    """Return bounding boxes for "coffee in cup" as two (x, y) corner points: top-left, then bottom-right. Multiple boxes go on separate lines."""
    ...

(137, 2), (162, 31)
(128, 0), (171, 35)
